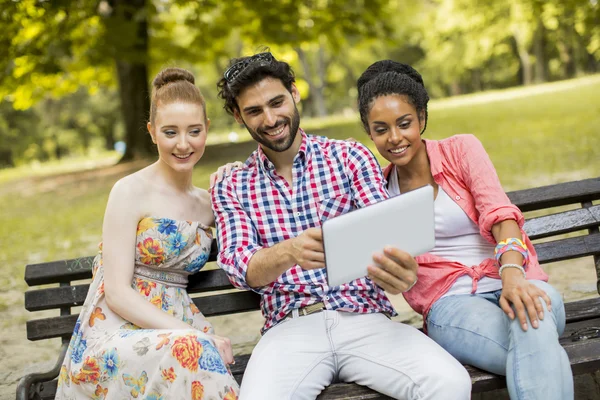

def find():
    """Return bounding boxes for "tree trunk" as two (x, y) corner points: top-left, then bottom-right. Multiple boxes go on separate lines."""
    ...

(100, 118), (115, 150)
(512, 34), (532, 85)
(0, 150), (14, 168)
(471, 69), (483, 92)
(533, 18), (548, 83)
(295, 46), (328, 118)
(449, 81), (461, 96)
(510, 1), (533, 86)
(116, 61), (153, 161)
(314, 43), (328, 117)
(107, 0), (154, 162)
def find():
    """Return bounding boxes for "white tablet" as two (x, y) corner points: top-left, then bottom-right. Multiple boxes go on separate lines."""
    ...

(323, 185), (435, 287)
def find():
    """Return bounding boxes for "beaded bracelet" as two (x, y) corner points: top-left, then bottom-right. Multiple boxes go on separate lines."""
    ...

(498, 263), (526, 279)
(494, 237), (529, 267)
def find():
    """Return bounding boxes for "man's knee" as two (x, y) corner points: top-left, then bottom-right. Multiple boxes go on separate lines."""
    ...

(421, 361), (472, 399)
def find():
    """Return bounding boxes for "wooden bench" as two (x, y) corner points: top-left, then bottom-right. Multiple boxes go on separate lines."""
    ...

(17, 177), (600, 400)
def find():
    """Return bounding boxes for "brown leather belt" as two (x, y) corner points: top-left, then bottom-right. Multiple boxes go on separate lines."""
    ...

(283, 302), (393, 321)
(284, 301), (325, 320)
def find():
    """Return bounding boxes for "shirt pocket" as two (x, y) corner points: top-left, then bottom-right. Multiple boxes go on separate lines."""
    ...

(317, 193), (354, 224)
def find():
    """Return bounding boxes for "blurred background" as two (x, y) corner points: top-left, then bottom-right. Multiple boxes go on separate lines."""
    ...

(0, 0), (599, 398)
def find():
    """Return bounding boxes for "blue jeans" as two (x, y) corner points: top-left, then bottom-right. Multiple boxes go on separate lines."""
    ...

(426, 280), (573, 400)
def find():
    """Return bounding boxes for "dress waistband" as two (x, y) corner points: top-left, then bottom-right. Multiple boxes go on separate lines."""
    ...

(133, 265), (188, 288)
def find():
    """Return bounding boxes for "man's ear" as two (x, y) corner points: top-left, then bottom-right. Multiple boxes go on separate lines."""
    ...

(291, 84), (301, 104)
(233, 110), (244, 125)
(147, 122), (157, 144)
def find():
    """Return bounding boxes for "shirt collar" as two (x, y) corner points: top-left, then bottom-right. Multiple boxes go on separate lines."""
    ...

(424, 139), (443, 177)
(256, 128), (309, 172)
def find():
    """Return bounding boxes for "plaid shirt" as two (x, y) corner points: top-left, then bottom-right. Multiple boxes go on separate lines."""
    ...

(211, 131), (397, 333)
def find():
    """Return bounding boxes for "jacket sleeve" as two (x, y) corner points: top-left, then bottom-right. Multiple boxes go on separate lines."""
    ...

(456, 134), (525, 243)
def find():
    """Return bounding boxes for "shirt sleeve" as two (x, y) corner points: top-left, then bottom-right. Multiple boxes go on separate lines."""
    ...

(457, 134), (525, 242)
(210, 173), (264, 292)
(346, 141), (390, 208)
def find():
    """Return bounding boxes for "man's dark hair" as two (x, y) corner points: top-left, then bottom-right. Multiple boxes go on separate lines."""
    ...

(217, 52), (296, 115)
(357, 60), (430, 135)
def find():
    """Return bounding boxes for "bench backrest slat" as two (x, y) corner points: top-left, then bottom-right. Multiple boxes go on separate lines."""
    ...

(524, 205), (600, 240)
(24, 257), (95, 286)
(25, 285), (90, 312)
(508, 177), (600, 212)
(26, 291), (263, 341)
(536, 234), (600, 264)
(24, 268), (241, 312)
(24, 242), (220, 286)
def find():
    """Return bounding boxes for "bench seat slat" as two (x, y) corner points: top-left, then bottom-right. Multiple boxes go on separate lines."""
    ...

(524, 205), (600, 240)
(507, 177), (600, 212)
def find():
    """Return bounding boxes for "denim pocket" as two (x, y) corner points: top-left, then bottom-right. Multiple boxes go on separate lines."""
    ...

(318, 194), (354, 223)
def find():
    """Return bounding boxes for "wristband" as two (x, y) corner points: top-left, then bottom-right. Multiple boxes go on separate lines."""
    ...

(494, 238), (529, 267)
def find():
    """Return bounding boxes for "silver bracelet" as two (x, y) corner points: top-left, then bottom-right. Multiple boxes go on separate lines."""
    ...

(498, 263), (526, 279)
(405, 276), (418, 292)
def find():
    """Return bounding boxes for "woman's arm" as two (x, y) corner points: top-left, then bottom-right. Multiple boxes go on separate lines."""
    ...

(101, 178), (194, 330)
(492, 219), (551, 332)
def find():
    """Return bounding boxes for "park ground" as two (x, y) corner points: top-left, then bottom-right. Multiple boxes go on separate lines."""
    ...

(0, 75), (599, 399)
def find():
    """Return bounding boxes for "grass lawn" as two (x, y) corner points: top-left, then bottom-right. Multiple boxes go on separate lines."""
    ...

(0, 75), (599, 313)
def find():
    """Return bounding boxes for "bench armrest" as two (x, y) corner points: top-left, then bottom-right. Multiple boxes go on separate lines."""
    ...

(16, 342), (68, 400)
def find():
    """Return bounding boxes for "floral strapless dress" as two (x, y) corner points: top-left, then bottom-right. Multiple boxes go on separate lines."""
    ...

(55, 217), (239, 400)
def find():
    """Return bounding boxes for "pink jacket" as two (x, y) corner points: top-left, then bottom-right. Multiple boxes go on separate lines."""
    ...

(382, 134), (548, 323)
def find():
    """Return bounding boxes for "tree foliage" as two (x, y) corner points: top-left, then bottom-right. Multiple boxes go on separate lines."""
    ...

(0, 0), (597, 167)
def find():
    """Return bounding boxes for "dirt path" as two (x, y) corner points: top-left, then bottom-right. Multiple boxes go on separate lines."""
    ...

(0, 159), (149, 198)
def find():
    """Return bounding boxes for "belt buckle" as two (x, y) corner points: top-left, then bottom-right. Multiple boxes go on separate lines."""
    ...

(300, 301), (325, 316)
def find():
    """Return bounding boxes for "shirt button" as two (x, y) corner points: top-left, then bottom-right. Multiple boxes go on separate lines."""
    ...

(455, 195), (461, 201)
(296, 212), (301, 216)
(324, 295), (329, 300)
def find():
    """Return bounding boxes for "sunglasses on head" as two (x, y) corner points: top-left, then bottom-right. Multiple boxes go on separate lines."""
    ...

(223, 52), (275, 83)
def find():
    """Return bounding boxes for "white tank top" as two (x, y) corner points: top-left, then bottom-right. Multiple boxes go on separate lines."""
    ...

(387, 167), (502, 296)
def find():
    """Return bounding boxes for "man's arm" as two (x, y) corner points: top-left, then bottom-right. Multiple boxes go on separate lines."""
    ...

(211, 175), (324, 290)
(246, 227), (324, 288)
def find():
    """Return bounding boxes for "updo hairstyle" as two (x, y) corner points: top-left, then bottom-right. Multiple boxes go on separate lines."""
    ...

(357, 60), (430, 135)
(149, 67), (207, 126)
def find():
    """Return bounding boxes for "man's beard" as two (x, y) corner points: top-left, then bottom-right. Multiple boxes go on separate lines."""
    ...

(244, 104), (301, 153)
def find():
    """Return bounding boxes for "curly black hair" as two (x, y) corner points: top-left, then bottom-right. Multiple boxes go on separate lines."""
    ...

(217, 53), (296, 116)
(357, 60), (430, 135)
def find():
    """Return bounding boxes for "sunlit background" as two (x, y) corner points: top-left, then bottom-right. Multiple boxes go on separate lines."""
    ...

(0, 0), (599, 398)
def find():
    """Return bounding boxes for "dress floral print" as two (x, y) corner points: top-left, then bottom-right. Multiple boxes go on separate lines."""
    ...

(55, 217), (239, 399)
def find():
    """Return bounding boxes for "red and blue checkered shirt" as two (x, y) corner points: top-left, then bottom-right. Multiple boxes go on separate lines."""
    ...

(211, 131), (397, 333)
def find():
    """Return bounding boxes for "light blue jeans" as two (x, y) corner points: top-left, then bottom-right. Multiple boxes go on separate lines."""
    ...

(426, 280), (573, 400)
